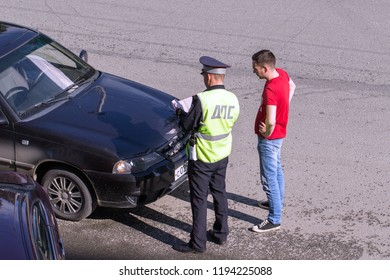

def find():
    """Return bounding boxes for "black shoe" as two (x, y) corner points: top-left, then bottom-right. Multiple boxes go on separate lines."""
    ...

(207, 230), (226, 245)
(251, 219), (280, 233)
(257, 200), (269, 210)
(172, 243), (204, 253)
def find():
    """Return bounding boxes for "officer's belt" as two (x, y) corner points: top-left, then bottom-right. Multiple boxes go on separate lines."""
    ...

(194, 132), (230, 141)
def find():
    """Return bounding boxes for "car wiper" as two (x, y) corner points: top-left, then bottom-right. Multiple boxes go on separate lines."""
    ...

(27, 85), (75, 110)
(37, 79), (91, 107)
(17, 90), (76, 118)
(35, 84), (76, 107)
(41, 94), (75, 105)
(18, 78), (93, 117)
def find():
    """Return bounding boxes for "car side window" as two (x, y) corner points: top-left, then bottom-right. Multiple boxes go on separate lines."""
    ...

(31, 201), (56, 260)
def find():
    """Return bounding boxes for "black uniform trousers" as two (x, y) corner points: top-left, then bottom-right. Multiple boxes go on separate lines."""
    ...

(188, 157), (229, 252)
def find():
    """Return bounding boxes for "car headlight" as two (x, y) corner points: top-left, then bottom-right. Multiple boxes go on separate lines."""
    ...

(113, 153), (164, 174)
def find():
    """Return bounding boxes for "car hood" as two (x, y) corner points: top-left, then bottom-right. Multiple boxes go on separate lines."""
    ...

(28, 73), (181, 159)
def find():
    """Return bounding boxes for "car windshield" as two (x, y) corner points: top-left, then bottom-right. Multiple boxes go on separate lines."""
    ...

(0, 34), (96, 119)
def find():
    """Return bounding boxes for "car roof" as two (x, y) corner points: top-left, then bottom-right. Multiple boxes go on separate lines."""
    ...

(0, 21), (38, 58)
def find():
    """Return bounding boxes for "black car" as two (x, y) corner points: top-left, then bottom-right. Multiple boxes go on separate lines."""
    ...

(0, 22), (189, 221)
(0, 171), (65, 260)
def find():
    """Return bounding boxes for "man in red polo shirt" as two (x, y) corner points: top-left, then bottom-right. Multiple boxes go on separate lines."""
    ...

(251, 49), (296, 232)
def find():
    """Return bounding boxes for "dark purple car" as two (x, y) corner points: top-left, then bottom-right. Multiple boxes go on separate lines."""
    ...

(0, 172), (65, 260)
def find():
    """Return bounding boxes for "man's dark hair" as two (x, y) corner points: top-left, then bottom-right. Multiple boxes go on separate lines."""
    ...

(252, 50), (276, 67)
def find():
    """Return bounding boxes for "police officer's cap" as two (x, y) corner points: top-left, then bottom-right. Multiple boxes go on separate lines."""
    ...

(200, 56), (231, 75)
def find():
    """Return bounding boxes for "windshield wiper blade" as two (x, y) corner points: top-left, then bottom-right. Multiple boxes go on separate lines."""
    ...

(30, 84), (75, 109)
(42, 94), (75, 105)
(18, 92), (75, 116)
(23, 78), (93, 114)
(39, 79), (92, 106)
(35, 84), (75, 106)
(28, 95), (73, 110)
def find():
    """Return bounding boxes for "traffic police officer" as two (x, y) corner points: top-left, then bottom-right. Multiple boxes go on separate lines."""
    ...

(173, 56), (240, 253)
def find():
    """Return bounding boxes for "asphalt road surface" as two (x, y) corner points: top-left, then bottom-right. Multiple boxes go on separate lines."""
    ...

(2, 0), (390, 260)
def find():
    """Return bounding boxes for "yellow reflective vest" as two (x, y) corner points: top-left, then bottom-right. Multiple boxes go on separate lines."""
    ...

(194, 88), (239, 163)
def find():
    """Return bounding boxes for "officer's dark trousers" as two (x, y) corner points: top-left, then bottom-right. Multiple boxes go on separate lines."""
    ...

(188, 157), (229, 252)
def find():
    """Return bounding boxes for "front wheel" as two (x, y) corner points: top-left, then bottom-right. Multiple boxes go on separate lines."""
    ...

(42, 169), (95, 221)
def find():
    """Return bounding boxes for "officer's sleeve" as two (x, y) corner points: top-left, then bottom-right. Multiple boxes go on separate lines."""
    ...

(179, 95), (203, 131)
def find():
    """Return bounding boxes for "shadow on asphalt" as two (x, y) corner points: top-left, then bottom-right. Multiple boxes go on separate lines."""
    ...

(86, 182), (260, 248)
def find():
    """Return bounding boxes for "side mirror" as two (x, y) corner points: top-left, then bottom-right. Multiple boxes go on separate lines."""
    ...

(79, 49), (88, 63)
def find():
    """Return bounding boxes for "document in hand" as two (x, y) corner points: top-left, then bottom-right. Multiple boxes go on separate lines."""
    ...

(172, 96), (193, 113)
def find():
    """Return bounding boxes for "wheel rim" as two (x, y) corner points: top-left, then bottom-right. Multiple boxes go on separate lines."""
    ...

(47, 176), (83, 214)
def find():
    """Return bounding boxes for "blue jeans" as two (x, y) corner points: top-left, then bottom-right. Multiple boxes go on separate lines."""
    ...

(257, 137), (284, 225)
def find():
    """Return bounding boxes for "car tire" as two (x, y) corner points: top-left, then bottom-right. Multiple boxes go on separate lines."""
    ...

(42, 169), (95, 221)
